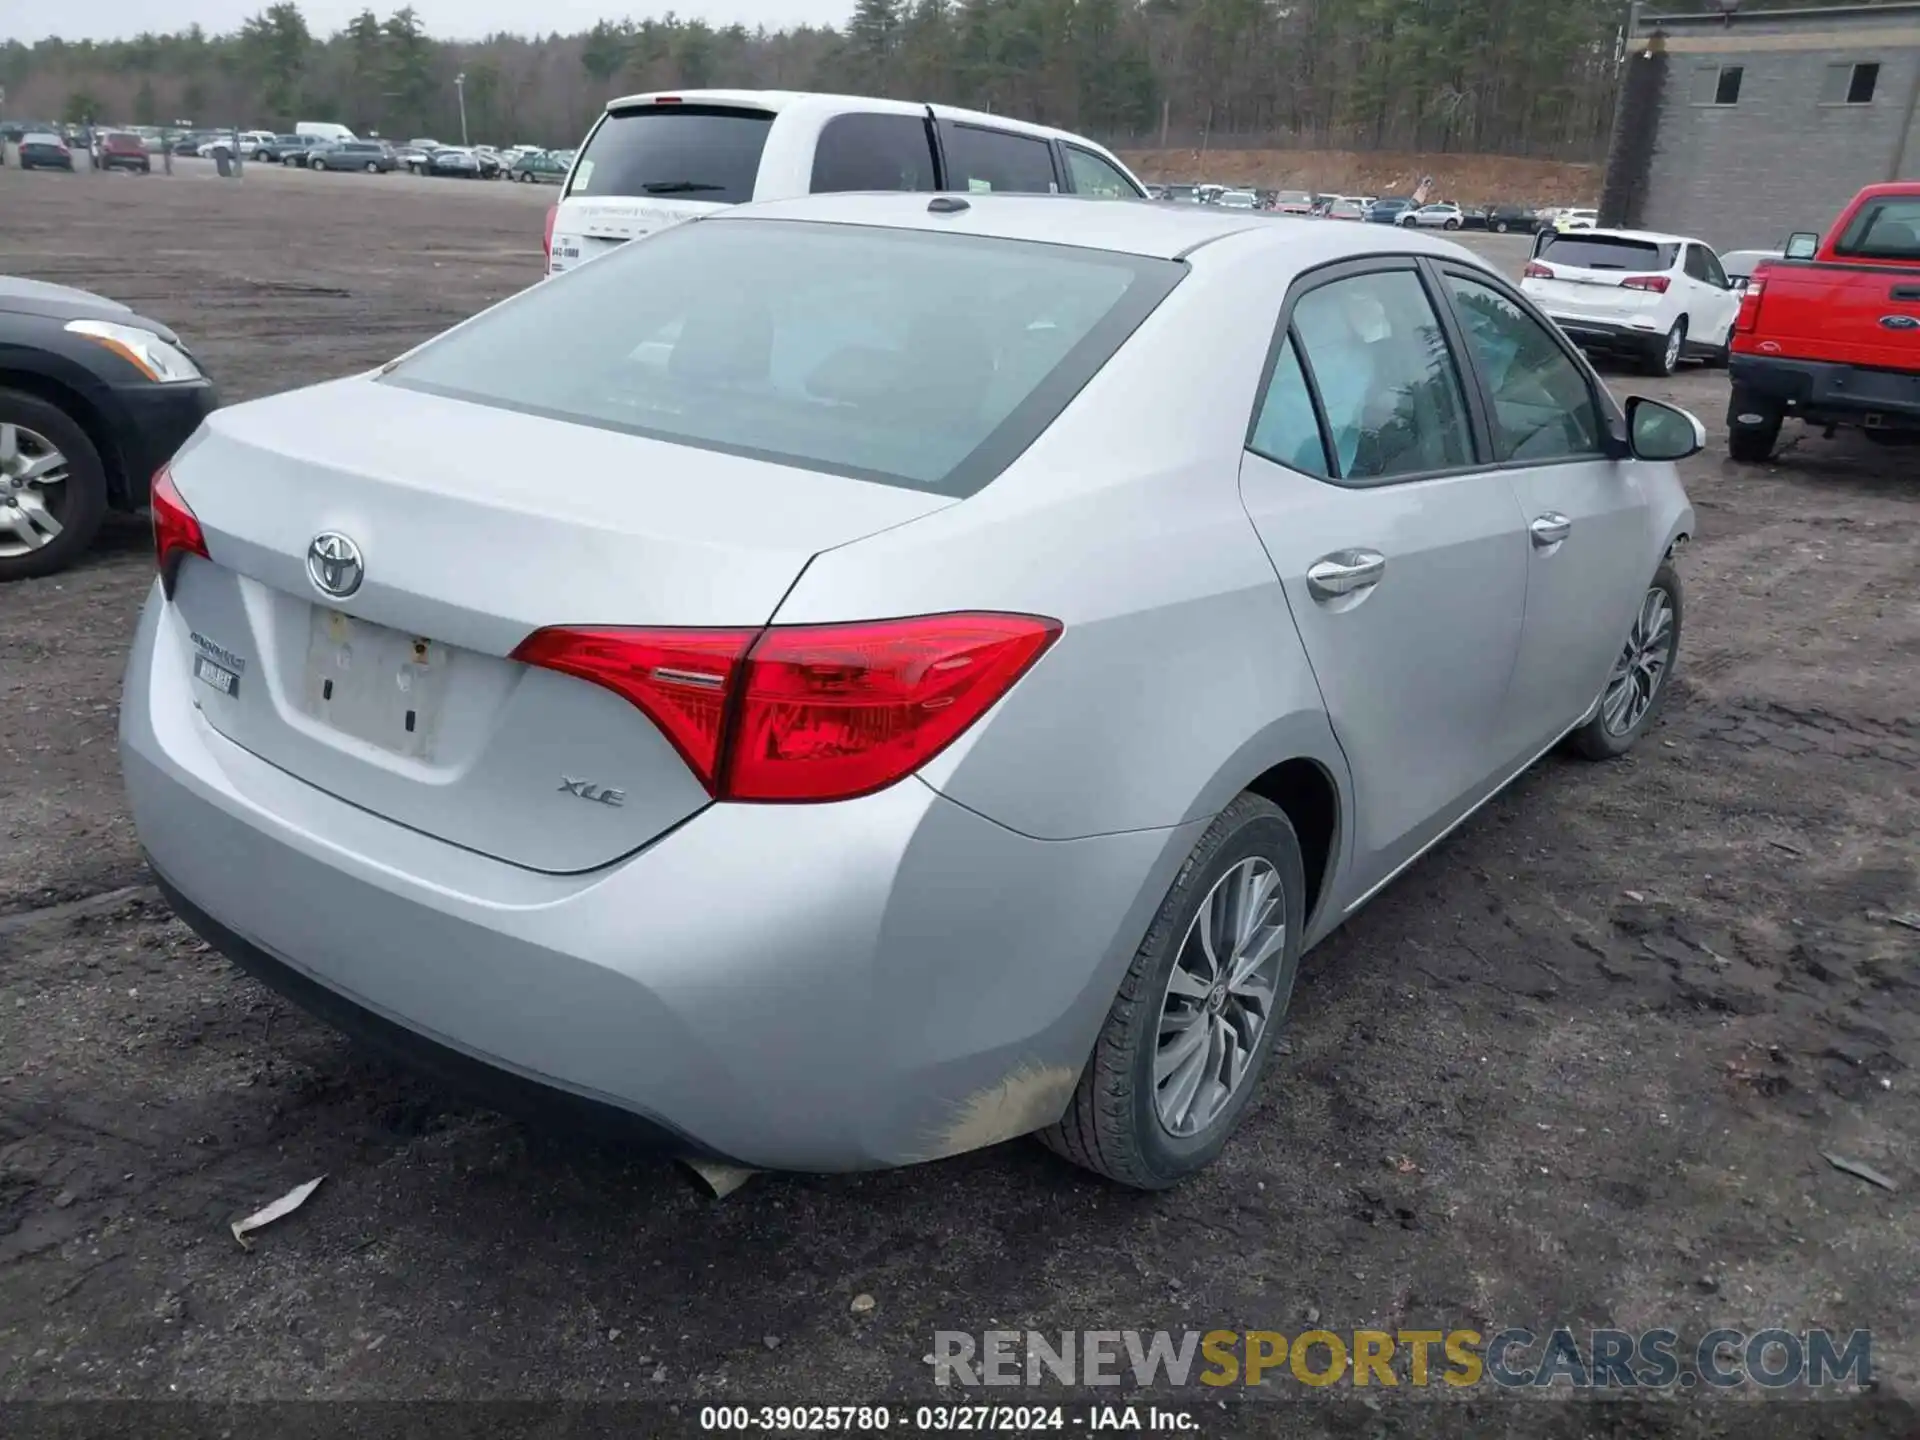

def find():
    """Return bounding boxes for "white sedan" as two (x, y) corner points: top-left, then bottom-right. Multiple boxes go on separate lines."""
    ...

(1522, 228), (1741, 376)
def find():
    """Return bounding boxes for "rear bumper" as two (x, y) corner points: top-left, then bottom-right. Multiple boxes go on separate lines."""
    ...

(1729, 354), (1920, 428)
(1542, 313), (1664, 348)
(121, 587), (1200, 1171)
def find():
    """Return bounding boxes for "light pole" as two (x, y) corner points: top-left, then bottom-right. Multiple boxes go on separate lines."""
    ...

(454, 73), (469, 146)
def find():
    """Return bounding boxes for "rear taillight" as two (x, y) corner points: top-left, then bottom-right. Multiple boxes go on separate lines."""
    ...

(150, 465), (207, 598)
(1523, 262), (1554, 280)
(1621, 275), (1671, 293)
(542, 204), (558, 260)
(512, 613), (1062, 803)
(510, 626), (757, 792)
(1735, 275), (1765, 334)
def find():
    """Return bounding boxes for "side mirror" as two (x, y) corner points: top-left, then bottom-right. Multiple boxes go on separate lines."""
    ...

(1784, 231), (1819, 260)
(1626, 397), (1706, 462)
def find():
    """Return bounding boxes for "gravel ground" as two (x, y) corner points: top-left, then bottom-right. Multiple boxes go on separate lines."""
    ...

(0, 160), (1916, 1435)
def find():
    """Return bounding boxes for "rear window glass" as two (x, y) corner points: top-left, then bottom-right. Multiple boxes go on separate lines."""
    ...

(383, 219), (1182, 497)
(1538, 235), (1676, 271)
(569, 105), (773, 203)
(1836, 198), (1920, 260)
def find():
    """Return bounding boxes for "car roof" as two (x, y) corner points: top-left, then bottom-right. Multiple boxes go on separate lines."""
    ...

(711, 192), (1488, 264)
(599, 88), (1115, 150)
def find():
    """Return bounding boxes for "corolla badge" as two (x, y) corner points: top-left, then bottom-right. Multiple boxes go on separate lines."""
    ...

(1880, 314), (1920, 331)
(306, 532), (365, 599)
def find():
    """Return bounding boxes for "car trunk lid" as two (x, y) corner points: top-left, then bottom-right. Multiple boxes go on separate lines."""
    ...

(161, 377), (950, 873)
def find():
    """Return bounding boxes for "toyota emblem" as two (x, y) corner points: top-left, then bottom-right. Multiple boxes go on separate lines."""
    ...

(306, 532), (365, 599)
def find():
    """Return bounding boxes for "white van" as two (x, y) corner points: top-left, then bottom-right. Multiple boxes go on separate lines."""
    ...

(545, 90), (1147, 276)
(296, 122), (357, 144)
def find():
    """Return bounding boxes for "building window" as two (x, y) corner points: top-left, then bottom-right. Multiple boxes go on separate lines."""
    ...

(1691, 65), (1743, 107)
(1822, 62), (1880, 106)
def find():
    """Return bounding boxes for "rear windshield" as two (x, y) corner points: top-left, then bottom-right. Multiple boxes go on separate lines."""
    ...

(568, 105), (772, 203)
(1538, 235), (1676, 271)
(383, 218), (1183, 497)
(1835, 197), (1920, 261)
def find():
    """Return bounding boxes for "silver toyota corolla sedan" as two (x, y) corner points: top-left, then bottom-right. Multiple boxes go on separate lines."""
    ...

(122, 194), (1699, 1189)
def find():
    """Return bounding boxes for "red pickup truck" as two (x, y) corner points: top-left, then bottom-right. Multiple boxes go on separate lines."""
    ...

(1727, 182), (1920, 462)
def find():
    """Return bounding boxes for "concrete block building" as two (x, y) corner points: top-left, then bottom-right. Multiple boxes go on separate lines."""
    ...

(1600, 2), (1920, 251)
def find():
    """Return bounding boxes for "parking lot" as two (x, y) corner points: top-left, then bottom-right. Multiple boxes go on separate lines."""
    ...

(1, 160), (1917, 1425)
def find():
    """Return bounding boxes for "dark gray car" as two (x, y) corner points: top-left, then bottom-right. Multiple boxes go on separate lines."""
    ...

(308, 141), (396, 174)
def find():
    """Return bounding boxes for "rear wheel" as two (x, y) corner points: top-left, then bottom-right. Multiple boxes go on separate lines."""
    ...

(1644, 319), (1685, 377)
(0, 390), (109, 582)
(1727, 386), (1783, 463)
(1040, 794), (1305, 1189)
(1444, 217), (1461, 230)
(1567, 563), (1683, 760)
(1494, 219), (1511, 234)
(311, 157), (327, 171)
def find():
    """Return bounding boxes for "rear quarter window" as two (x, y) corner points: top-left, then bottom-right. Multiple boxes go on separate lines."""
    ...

(570, 105), (773, 203)
(810, 113), (938, 194)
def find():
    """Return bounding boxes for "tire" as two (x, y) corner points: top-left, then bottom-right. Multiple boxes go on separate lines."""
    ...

(366, 161), (380, 173)
(1643, 318), (1685, 377)
(1566, 561), (1683, 761)
(311, 158), (327, 171)
(1444, 218), (1460, 230)
(1726, 386), (1783, 463)
(0, 387), (110, 582)
(1495, 220), (1510, 234)
(1039, 793), (1306, 1189)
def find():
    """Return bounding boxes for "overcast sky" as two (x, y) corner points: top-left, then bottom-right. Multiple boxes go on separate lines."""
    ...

(17, 0), (854, 43)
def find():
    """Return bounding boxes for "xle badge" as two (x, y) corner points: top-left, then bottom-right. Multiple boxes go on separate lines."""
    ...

(559, 777), (626, 808)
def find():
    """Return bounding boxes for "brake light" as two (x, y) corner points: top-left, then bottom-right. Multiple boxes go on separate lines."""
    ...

(1621, 275), (1671, 293)
(542, 203), (557, 260)
(150, 465), (208, 598)
(510, 626), (757, 792)
(1735, 275), (1765, 333)
(512, 613), (1062, 802)
(1524, 262), (1554, 280)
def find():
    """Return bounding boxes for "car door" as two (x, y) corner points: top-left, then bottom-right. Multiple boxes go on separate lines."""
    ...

(1237, 261), (1533, 906)
(1686, 244), (1740, 348)
(1431, 263), (1650, 758)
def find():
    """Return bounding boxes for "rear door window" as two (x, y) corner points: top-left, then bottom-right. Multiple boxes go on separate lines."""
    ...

(1538, 235), (1677, 271)
(810, 112), (937, 194)
(938, 122), (1059, 195)
(570, 105), (773, 202)
(1063, 145), (1141, 199)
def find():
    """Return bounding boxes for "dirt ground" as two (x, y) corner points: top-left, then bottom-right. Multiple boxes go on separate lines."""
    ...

(0, 160), (1916, 1433)
(1118, 149), (1600, 207)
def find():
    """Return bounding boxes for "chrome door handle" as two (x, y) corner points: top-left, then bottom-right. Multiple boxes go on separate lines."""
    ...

(1306, 549), (1387, 601)
(1530, 513), (1572, 548)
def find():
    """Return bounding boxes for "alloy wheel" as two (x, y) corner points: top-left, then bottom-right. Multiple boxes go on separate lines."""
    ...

(1602, 585), (1675, 737)
(1664, 324), (1684, 372)
(1153, 857), (1288, 1138)
(0, 422), (70, 557)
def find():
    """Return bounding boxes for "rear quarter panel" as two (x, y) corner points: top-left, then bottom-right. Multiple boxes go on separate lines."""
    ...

(769, 231), (1353, 848)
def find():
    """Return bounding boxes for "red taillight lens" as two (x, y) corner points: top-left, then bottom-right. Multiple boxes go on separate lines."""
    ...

(542, 203), (558, 260)
(151, 465), (208, 598)
(728, 613), (1062, 802)
(509, 626), (758, 792)
(1620, 275), (1671, 293)
(511, 612), (1061, 803)
(1735, 276), (1765, 334)
(1523, 262), (1554, 280)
